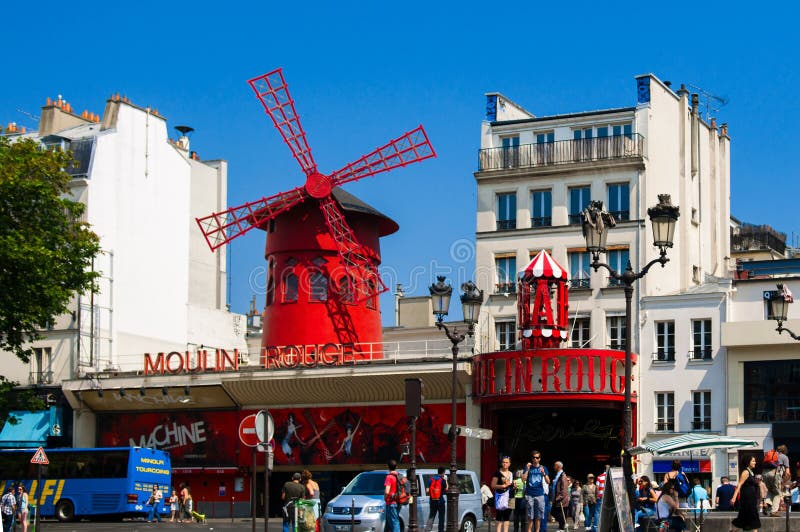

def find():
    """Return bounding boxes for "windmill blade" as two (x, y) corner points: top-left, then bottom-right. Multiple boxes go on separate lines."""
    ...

(329, 125), (435, 188)
(318, 196), (387, 302)
(196, 187), (307, 251)
(248, 68), (318, 176)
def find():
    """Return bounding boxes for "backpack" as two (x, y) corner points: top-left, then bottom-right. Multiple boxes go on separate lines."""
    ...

(393, 472), (412, 505)
(763, 449), (779, 468)
(674, 471), (691, 498)
(429, 477), (443, 500)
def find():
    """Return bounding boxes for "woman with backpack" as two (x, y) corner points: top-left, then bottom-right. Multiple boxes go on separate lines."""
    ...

(731, 454), (761, 532)
(662, 460), (691, 503)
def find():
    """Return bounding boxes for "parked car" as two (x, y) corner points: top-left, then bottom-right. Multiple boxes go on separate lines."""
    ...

(321, 469), (483, 532)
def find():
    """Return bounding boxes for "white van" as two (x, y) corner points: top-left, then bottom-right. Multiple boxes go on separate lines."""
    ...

(321, 469), (484, 532)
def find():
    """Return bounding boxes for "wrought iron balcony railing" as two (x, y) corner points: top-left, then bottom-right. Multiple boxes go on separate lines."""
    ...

(570, 278), (590, 289)
(29, 371), (53, 385)
(689, 347), (713, 361)
(494, 282), (517, 295)
(652, 350), (676, 362)
(530, 216), (552, 228)
(496, 219), (517, 230)
(655, 421), (675, 432)
(692, 420), (711, 430)
(478, 134), (645, 172)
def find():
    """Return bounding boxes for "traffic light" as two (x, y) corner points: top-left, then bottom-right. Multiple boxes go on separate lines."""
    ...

(405, 378), (422, 417)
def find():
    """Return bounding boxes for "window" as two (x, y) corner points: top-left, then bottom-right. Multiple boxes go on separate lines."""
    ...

(597, 126), (609, 158)
(496, 321), (516, 351)
(535, 132), (554, 164)
(496, 192), (517, 230)
(266, 259), (275, 306)
(530, 190), (552, 227)
(495, 255), (516, 294)
(655, 321), (676, 361)
(336, 276), (354, 304)
(502, 136), (520, 167)
(607, 183), (630, 222)
(612, 123), (633, 139)
(606, 249), (629, 287)
(568, 186), (591, 224)
(692, 391), (711, 430)
(743, 360), (800, 422)
(31, 347), (52, 385)
(607, 316), (626, 350)
(691, 319), (712, 360)
(309, 271), (328, 301)
(283, 272), (298, 303)
(573, 128), (593, 161)
(611, 124), (633, 156)
(655, 392), (675, 431)
(568, 251), (590, 289)
(570, 317), (591, 348)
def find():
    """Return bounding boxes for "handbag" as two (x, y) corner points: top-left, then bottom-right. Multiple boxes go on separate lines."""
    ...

(495, 490), (510, 511)
(147, 495), (155, 505)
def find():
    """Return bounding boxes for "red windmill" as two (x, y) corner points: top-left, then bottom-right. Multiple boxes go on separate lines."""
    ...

(196, 67), (436, 302)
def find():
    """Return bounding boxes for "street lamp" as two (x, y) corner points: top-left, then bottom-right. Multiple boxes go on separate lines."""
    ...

(429, 276), (484, 532)
(767, 284), (799, 340)
(581, 194), (679, 511)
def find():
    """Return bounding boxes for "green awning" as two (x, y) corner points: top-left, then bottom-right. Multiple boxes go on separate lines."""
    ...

(0, 410), (53, 448)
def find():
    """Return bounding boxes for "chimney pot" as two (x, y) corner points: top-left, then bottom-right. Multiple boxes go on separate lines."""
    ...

(664, 80), (672, 87)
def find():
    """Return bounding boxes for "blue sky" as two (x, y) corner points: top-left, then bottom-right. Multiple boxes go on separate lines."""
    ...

(3, 2), (798, 324)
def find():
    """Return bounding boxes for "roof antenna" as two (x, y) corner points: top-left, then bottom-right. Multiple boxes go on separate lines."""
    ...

(174, 125), (194, 150)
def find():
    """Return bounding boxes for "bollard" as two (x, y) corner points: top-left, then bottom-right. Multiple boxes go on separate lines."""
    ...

(232, 496), (235, 522)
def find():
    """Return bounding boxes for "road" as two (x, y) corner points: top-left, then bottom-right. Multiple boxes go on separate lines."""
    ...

(26, 518), (284, 532)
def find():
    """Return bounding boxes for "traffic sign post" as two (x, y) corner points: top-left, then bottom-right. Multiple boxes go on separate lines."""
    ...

(255, 410), (274, 532)
(31, 447), (48, 532)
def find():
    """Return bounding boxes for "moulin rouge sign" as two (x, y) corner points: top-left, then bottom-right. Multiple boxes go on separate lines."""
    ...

(144, 343), (365, 375)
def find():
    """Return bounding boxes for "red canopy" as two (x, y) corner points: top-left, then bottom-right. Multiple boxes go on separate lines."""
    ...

(521, 250), (569, 280)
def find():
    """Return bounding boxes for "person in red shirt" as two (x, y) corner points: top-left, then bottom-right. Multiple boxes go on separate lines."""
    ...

(384, 459), (401, 532)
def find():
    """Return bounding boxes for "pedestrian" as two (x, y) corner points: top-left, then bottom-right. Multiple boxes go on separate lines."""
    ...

(755, 475), (767, 516)
(301, 469), (321, 521)
(523, 450), (550, 532)
(594, 468), (607, 530)
(633, 476), (656, 527)
(282, 472), (306, 532)
(762, 444), (790, 517)
(731, 454), (761, 531)
(569, 480), (581, 530)
(549, 462), (569, 532)
(688, 478), (709, 510)
(169, 488), (179, 522)
(14, 485), (28, 532)
(513, 470), (527, 532)
(481, 482), (495, 520)
(147, 484), (163, 522)
(654, 480), (686, 531)
(581, 474), (597, 531)
(1, 487), (16, 532)
(383, 459), (401, 532)
(180, 483), (193, 523)
(492, 456), (514, 532)
(715, 476), (735, 511)
(424, 466), (447, 532)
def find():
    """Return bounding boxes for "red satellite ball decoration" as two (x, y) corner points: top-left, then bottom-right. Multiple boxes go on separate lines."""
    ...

(196, 68), (436, 353)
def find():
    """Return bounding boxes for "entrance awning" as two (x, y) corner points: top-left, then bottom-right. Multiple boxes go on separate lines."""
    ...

(629, 434), (757, 455)
(0, 410), (52, 448)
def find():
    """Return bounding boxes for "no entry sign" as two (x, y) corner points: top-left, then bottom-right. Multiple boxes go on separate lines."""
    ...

(238, 414), (260, 447)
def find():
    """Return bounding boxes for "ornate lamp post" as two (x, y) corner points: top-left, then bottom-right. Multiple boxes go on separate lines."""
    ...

(767, 284), (799, 339)
(581, 194), (679, 512)
(429, 276), (483, 532)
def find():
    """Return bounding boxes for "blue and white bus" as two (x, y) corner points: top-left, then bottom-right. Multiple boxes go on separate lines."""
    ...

(0, 447), (171, 521)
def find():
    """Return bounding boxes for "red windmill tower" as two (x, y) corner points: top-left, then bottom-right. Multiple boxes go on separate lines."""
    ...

(196, 68), (436, 355)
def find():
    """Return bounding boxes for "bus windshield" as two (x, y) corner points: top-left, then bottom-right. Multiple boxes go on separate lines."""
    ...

(0, 447), (171, 522)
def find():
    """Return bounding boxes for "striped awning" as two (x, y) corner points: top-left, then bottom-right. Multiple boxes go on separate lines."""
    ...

(629, 433), (757, 456)
(521, 250), (568, 279)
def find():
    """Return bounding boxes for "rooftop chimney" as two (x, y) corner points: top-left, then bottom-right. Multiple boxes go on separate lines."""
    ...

(39, 95), (93, 136)
(677, 84), (690, 98)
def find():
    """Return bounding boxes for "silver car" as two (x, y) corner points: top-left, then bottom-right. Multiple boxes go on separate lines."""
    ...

(321, 469), (483, 532)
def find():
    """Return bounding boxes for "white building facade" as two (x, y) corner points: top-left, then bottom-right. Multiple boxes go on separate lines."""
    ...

(473, 74), (732, 482)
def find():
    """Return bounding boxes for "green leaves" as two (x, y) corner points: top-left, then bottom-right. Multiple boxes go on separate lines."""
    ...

(0, 137), (101, 363)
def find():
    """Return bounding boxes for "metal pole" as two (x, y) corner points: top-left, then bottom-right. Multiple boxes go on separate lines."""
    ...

(264, 452), (269, 532)
(252, 447), (257, 532)
(409, 416), (419, 532)
(622, 282), (636, 519)
(35, 464), (41, 532)
(447, 342), (459, 532)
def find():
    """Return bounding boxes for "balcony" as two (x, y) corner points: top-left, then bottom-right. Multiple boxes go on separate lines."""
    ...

(494, 282), (517, 295)
(607, 342), (625, 351)
(478, 134), (645, 172)
(689, 347), (712, 361)
(530, 216), (552, 228)
(655, 422), (675, 432)
(496, 219), (517, 230)
(570, 278), (590, 289)
(29, 371), (53, 385)
(652, 350), (676, 362)
(609, 210), (630, 222)
(692, 420), (711, 430)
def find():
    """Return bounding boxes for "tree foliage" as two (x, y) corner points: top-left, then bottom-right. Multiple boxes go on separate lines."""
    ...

(0, 136), (101, 363)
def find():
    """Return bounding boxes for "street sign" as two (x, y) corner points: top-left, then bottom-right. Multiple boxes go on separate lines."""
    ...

(443, 424), (493, 440)
(255, 410), (274, 443)
(31, 446), (49, 465)
(238, 414), (260, 447)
